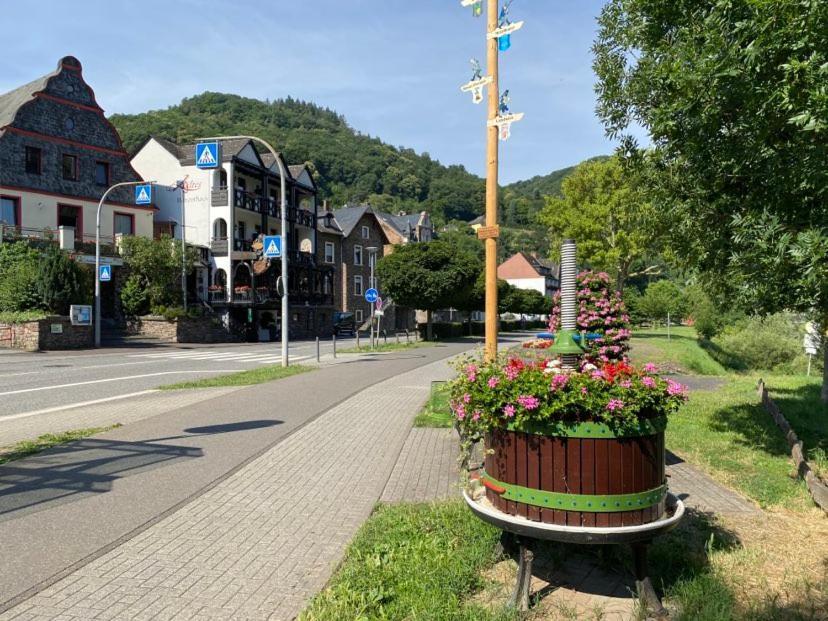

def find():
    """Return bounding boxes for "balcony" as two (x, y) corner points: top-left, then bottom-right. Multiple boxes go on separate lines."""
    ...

(208, 287), (227, 304)
(233, 286), (253, 304)
(234, 189), (263, 214)
(289, 250), (315, 267)
(295, 209), (315, 228)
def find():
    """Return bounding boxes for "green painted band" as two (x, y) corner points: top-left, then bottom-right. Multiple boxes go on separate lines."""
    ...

(503, 415), (667, 439)
(482, 472), (667, 513)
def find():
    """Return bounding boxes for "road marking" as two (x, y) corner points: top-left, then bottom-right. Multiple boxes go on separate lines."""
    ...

(0, 370), (242, 397)
(0, 390), (161, 421)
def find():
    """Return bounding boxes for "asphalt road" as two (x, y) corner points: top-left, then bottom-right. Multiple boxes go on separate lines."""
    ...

(0, 337), (359, 418)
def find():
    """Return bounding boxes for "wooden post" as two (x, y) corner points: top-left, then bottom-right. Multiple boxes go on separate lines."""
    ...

(484, 0), (500, 363)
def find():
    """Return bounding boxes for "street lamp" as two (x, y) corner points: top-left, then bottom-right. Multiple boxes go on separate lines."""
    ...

(95, 180), (155, 348)
(366, 246), (379, 349)
(198, 135), (289, 367)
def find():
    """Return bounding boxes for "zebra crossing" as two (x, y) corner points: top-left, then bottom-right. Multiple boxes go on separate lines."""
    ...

(127, 349), (313, 365)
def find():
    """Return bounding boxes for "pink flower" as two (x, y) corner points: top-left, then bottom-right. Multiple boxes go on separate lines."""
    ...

(643, 363), (658, 373)
(666, 380), (688, 397)
(551, 374), (569, 390)
(606, 399), (625, 412)
(503, 404), (516, 418)
(591, 370), (604, 381)
(454, 402), (466, 420)
(466, 364), (478, 382)
(517, 395), (540, 410)
(462, 393), (471, 404)
(472, 411), (481, 422)
(504, 366), (520, 381)
(487, 376), (500, 388)
(620, 380), (632, 389)
(581, 386), (588, 395)
(642, 376), (656, 389)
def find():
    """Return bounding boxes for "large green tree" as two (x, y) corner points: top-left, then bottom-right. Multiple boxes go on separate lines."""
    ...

(594, 0), (828, 399)
(376, 241), (480, 340)
(119, 236), (197, 315)
(539, 157), (664, 291)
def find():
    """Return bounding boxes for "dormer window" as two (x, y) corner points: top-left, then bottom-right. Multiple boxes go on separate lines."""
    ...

(362, 225), (370, 239)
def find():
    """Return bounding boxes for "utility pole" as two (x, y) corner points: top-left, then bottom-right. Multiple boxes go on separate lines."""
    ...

(483, 0), (500, 363)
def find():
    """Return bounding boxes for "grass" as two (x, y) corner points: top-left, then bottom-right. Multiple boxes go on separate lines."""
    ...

(159, 364), (313, 389)
(337, 341), (433, 354)
(300, 501), (516, 621)
(414, 381), (454, 428)
(630, 326), (727, 375)
(0, 425), (121, 465)
(0, 310), (48, 324)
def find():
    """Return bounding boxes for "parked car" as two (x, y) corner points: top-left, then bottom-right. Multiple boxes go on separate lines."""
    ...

(333, 312), (356, 336)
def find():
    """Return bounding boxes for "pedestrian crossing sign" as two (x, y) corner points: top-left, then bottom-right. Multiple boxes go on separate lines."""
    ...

(99, 264), (112, 282)
(134, 184), (152, 205)
(195, 142), (220, 169)
(263, 235), (283, 258)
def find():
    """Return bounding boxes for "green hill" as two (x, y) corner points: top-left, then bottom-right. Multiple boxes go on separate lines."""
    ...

(110, 92), (485, 224)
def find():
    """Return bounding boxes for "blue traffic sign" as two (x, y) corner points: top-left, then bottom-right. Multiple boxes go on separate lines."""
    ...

(195, 142), (220, 169)
(99, 264), (112, 282)
(365, 288), (379, 303)
(134, 184), (152, 205)
(263, 235), (283, 258)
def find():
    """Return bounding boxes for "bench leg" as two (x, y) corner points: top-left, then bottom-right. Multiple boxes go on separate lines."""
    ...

(508, 538), (534, 611)
(632, 542), (668, 618)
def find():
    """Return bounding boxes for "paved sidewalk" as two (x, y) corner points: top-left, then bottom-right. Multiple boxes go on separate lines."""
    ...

(381, 428), (459, 503)
(0, 358), (457, 621)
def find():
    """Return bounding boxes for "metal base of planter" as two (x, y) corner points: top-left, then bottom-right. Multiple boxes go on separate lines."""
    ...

(463, 490), (685, 617)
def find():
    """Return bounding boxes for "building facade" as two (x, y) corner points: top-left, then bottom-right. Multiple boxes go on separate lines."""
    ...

(132, 136), (335, 338)
(497, 252), (560, 298)
(0, 56), (154, 255)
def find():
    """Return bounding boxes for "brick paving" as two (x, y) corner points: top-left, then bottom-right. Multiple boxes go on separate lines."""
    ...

(0, 358), (456, 621)
(381, 428), (459, 503)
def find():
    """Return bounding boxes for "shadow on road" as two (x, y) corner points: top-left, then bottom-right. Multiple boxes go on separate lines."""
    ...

(0, 419), (283, 521)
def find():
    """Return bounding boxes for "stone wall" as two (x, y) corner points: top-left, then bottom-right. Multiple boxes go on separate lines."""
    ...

(0, 316), (93, 351)
(127, 316), (239, 344)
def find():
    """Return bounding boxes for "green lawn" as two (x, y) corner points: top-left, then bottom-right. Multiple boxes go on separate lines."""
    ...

(413, 381), (454, 428)
(300, 502), (515, 621)
(338, 341), (433, 354)
(0, 425), (121, 465)
(630, 326), (727, 375)
(159, 364), (313, 389)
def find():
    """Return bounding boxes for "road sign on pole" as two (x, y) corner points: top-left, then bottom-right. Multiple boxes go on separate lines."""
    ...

(195, 142), (220, 169)
(99, 264), (112, 282)
(134, 184), (152, 205)
(375, 297), (383, 311)
(263, 235), (283, 258)
(365, 288), (379, 304)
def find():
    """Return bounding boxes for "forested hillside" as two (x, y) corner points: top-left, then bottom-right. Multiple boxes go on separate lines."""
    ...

(110, 92), (485, 224)
(111, 91), (599, 239)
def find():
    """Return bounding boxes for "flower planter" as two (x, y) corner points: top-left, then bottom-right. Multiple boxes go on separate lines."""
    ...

(482, 417), (666, 527)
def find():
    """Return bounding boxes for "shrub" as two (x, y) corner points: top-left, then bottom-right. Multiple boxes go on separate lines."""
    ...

(120, 275), (149, 317)
(36, 247), (88, 315)
(637, 280), (686, 324)
(0, 242), (41, 312)
(0, 310), (48, 324)
(705, 313), (806, 372)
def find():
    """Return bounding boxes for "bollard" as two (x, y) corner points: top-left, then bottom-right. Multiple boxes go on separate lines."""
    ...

(383, 330), (387, 345)
(396, 332), (400, 345)
(316, 337), (320, 363)
(405, 329), (410, 344)
(356, 331), (360, 350)
(332, 334), (337, 359)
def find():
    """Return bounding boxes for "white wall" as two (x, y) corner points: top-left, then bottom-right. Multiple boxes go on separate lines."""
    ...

(505, 277), (546, 296)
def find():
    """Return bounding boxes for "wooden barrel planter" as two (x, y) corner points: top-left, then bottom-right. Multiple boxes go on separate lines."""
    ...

(482, 417), (667, 527)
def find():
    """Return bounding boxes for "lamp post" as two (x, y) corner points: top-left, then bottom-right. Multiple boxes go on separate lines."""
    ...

(175, 177), (188, 311)
(95, 180), (155, 348)
(367, 246), (379, 349)
(198, 135), (289, 367)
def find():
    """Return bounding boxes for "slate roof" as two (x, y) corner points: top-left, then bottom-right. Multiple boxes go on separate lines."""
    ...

(377, 212), (421, 240)
(0, 70), (60, 129)
(331, 205), (370, 238)
(153, 136), (253, 167)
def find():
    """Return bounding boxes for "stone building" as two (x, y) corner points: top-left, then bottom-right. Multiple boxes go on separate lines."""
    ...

(376, 211), (433, 245)
(0, 56), (154, 253)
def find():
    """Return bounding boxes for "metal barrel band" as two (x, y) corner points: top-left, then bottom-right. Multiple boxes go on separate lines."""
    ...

(482, 472), (667, 513)
(503, 415), (667, 439)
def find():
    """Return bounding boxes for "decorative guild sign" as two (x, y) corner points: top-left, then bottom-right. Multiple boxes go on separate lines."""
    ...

(476, 225), (501, 240)
(488, 112), (525, 141)
(461, 59), (492, 104)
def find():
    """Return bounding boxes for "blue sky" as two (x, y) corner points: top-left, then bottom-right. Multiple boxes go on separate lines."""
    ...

(0, 0), (623, 183)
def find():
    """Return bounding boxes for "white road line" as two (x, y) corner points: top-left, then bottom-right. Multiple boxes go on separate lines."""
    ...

(0, 390), (161, 421)
(0, 370), (242, 397)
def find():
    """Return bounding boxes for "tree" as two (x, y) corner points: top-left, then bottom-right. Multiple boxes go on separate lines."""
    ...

(376, 241), (480, 340)
(36, 247), (89, 315)
(539, 157), (664, 291)
(594, 0), (828, 399)
(501, 286), (549, 316)
(637, 281), (686, 326)
(0, 242), (41, 313)
(120, 236), (197, 314)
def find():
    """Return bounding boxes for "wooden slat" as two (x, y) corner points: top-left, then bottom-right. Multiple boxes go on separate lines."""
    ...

(629, 439), (643, 526)
(595, 439), (610, 527)
(640, 436), (653, 524)
(552, 438), (567, 525)
(540, 436), (555, 523)
(505, 430), (517, 515)
(566, 438), (582, 526)
(609, 439), (623, 527)
(581, 439), (596, 527)
(527, 434), (541, 522)
(515, 432), (528, 518)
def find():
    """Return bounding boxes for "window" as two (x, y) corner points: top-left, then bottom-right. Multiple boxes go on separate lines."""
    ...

(0, 196), (19, 226)
(324, 242), (335, 264)
(113, 213), (134, 236)
(25, 147), (41, 174)
(362, 225), (370, 239)
(355, 309), (364, 323)
(353, 244), (363, 266)
(237, 221), (246, 241)
(94, 161), (110, 186)
(354, 275), (364, 296)
(58, 204), (82, 232)
(62, 154), (78, 181)
(65, 118), (75, 131)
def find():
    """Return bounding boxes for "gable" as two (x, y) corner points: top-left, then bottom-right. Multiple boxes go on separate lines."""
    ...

(295, 168), (315, 189)
(498, 253), (540, 279)
(237, 143), (264, 167)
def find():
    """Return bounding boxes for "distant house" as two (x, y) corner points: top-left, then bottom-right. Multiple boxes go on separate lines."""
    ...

(0, 56), (154, 256)
(468, 215), (485, 231)
(497, 252), (560, 298)
(376, 211), (433, 245)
